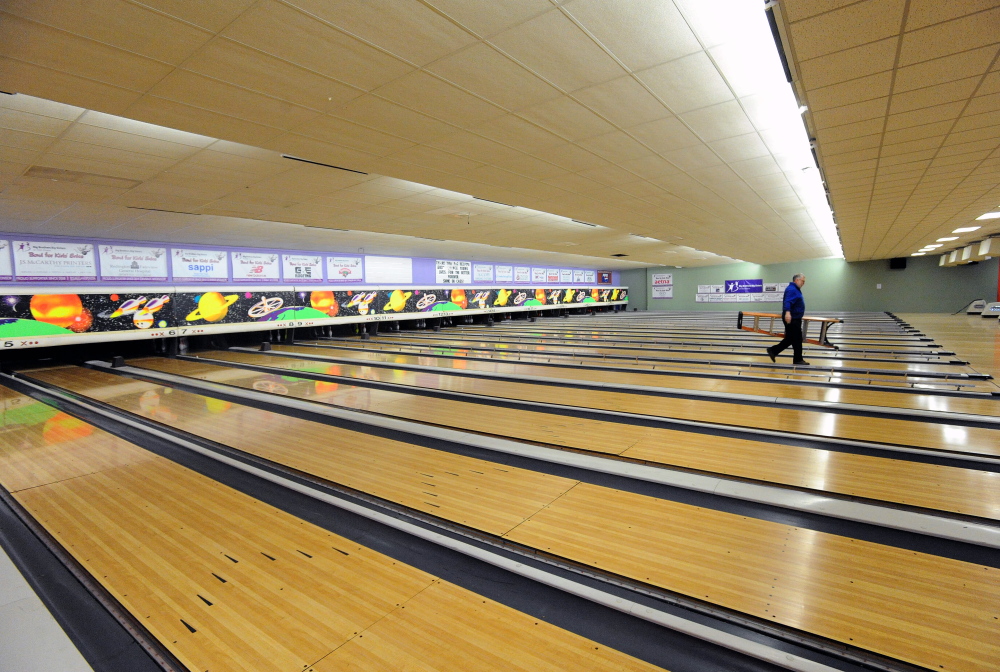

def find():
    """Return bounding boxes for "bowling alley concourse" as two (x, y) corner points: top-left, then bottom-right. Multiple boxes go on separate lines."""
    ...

(1, 2), (999, 672)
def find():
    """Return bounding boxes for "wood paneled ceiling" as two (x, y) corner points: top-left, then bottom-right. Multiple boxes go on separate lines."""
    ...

(1, 1), (844, 264)
(779, 0), (1000, 261)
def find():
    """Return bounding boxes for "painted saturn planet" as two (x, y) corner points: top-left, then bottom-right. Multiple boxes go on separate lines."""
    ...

(185, 292), (239, 322)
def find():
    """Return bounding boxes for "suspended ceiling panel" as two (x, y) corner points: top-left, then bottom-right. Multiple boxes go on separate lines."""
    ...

(0, 0), (839, 266)
(779, 0), (1000, 261)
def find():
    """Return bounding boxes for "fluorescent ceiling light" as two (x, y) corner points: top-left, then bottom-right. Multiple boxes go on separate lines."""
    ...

(675, 0), (842, 258)
(953, 226), (981, 233)
(911, 252), (925, 256)
(924, 244), (943, 248)
(936, 237), (958, 242)
(976, 212), (1000, 220)
(797, 105), (808, 114)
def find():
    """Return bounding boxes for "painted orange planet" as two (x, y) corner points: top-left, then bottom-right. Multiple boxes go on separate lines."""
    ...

(450, 289), (467, 310)
(30, 294), (92, 332)
(591, 289), (600, 301)
(185, 292), (239, 322)
(535, 289), (547, 304)
(310, 290), (339, 317)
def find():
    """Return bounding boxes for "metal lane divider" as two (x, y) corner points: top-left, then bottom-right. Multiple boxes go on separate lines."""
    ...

(87, 361), (1000, 550)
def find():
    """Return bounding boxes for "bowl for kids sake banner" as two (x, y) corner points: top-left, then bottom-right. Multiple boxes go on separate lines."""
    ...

(172, 248), (228, 281)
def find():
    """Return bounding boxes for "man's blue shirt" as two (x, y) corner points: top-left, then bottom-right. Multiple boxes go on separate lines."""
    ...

(782, 283), (805, 319)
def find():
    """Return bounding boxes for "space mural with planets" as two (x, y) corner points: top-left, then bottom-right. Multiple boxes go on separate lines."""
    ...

(0, 286), (626, 341)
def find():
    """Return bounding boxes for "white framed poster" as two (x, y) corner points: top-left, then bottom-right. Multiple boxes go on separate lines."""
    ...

(436, 259), (472, 284)
(572, 269), (585, 283)
(651, 273), (673, 287)
(473, 263), (493, 282)
(584, 270), (596, 283)
(232, 251), (280, 282)
(496, 265), (514, 282)
(13, 240), (97, 281)
(515, 266), (531, 283)
(651, 285), (673, 299)
(364, 256), (410, 284)
(172, 248), (228, 281)
(531, 268), (546, 283)
(99, 244), (168, 281)
(328, 256), (364, 283)
(559, 269), (573, 282)
(0, 240), (12, 281)
(282, 253), (323, 283)
(546, 268), (560, 283)
(697, 284), (724, 294)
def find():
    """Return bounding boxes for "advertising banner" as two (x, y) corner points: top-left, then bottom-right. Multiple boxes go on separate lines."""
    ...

(572, 270), (585, 283)
(651, 273), (673, 287)
(232, 251), (280, 282)
(327, 256), (364, 283)
(495, 265), (513, 282)
(13, 240), (97, 281)
(697, 284), (723, 294)
(473, 264), (494, 282)
(0, 240), (14, 281)
(547, 268), (560, 283)
(282, 254), (323, 283)
(725, 279), (763, 293)
(559, 269), (573, 282)
(531, 268), (546, 283)
(172, 248), (228, 282)
(99, 244), (168, 281)
(436, 259), (472, 284)
(514, 266), (530, 283)
(584, 270), (596, 283)
(651, 285), (673, 299)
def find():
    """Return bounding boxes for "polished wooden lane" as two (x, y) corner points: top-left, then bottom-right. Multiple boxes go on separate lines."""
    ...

(133, 356), (1000, 521)
(227, 347), (1000, 457)
(0, 386), (659, 672)
(29, 366), (1000, 672)
(901, 314), (1000, 388)
(298, 338), (1000, 414)
(309, 337), (970, 375)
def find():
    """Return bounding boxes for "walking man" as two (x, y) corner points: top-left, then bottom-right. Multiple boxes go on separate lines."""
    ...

(767, 274), (809, 365)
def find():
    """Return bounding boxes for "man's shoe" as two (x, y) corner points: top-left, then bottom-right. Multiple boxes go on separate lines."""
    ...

(793, 359), (811, 366)
(766, 348), (776, 363)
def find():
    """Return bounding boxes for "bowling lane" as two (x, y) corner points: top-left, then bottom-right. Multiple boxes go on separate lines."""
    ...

(317, 336), (968, 375)
(0, 386), (655, 672)
(28, 366), (1000, 672)
(299, 339), (1000, 414)
(232, 347), (1000, 457)
(133, 356), (1000, 521)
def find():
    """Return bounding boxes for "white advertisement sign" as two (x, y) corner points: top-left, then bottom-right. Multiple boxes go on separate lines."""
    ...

(14, 240), (97, 280)
(584, 270), (596, 283)
(364, 256), (410, 284)
(515, 266), (531, 283)
(531, 268), (546, 283)
(172, 248), (228, 281)
(697, 284), (724, 294)
(572, 269), (585, 283)
(282, 253), (323, 283)
(436, 259), (472, 284)
(328, 256), (364, 283)
(0, 240), (13, 280)
(232, 251), (280, 282)
(98, 244), (168, 281)
(651, 285), (673, 299)
(546, 268), (560, 283)
(496, 265), (514, 282)
(473, 263), (494, 283)
(13, 240), (97, 281)
(651, 273), (673, 287)
(559, 269), (573, 283)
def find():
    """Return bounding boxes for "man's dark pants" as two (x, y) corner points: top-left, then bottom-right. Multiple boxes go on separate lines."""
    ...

(771, 318), (803, 361)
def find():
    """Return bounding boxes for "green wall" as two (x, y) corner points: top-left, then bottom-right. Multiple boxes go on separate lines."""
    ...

(621, 256), (999, 313)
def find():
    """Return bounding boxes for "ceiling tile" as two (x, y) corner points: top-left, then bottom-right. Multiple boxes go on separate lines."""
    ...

(788, 0), (905, 62)
(637, 51), (734, 115)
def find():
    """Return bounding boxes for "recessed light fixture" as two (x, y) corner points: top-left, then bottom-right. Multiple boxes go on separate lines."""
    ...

(911, 252), (926, 256)
(925, 244), (943, 249)
(953, 226), (981, 233)
(936, 237), (959, 242)
(797, 105), (808, 114)
(976, 212), (1000, 220)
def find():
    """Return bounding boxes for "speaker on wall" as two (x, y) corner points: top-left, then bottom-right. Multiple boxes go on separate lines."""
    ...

(889, 257), (907, 270)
